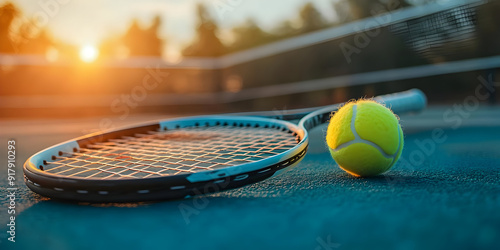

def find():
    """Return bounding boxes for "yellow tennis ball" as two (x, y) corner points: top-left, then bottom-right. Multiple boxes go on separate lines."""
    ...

(326, 100), (403, 177)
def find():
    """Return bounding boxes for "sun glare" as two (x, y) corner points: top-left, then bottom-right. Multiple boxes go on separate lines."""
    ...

(79, 45), (99, 63)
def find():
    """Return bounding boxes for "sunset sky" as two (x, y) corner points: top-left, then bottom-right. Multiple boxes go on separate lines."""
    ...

(7, 0), (338, 57)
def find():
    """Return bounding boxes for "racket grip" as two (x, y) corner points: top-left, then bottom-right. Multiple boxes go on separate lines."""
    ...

(374, 89), (427, 114)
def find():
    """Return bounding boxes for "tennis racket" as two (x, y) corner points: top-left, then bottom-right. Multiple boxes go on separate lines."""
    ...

(24, 89), (426, 202)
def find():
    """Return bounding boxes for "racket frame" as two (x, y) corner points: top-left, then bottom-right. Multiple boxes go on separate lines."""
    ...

(24, 89), (426, 202)
(24, 116), (308, 202)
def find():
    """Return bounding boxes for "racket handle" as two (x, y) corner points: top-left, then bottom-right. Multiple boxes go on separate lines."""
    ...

(374, 89), (427, 114)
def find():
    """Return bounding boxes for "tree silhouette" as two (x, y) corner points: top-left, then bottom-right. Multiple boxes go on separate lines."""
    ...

(0, 2), (53, 54)
(271, 19), (297, 39)
(228, 18), (273, 52)
(123, 15), (164, 57)
(0, 2), (19, 53)
(332, 0), (353, 24)
(182, 3), (225, 57)
(17, 25), (53, 54)
(298, 2), (327, 33)
(224, 3), (329, 53)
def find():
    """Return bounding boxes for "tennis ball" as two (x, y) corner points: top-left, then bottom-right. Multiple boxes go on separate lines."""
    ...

(326, 100), (403, 177)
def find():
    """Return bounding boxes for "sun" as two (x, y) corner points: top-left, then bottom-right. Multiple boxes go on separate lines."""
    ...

(79, 45), (99, 63)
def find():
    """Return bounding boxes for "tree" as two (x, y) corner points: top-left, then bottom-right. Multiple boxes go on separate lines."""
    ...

(182, 3), (225, 57)
(16, 24), (53, 54)
(123, 15), (164, 57)
(0, 2), (53, 54)
(271, 20), (297, 39)
(298, 2), (327, 34)
(333, 0), (353, 24)
(0, 2), (19, 53)
(228, 18), (272, 52)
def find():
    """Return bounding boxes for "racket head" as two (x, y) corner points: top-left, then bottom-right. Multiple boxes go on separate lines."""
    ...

(23, 116), (308, 202)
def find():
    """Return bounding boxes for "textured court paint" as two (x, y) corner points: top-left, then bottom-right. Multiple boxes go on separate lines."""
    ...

(326, 102), (355, 149)
(327, 101), (404, 176)
(2, 126), (499, 250)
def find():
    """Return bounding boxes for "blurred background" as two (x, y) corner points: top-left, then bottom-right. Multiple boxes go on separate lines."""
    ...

(2, 2), (500, 249)
(0, 0), (499, 118)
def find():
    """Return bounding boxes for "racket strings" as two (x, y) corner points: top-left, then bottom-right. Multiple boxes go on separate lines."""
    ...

(42, 126), (298, 179)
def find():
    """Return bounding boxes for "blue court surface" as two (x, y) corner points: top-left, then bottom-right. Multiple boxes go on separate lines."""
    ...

(1, 107), (499, 250)
(1, 1), (499, 249)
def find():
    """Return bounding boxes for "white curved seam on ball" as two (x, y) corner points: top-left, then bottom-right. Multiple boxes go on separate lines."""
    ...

(388, 127), (402, 166)
(331, 104), (396, 159)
